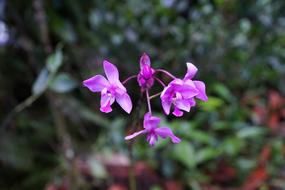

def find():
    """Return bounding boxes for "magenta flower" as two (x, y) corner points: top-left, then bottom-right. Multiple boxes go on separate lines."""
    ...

(137, 53), (155, 90)
(160, 62), (208, 117)
(83, 60), (132, 113)
(184, 62), (208, 102)
(125, 113), (181, 146)
(160, 79), (199, 117)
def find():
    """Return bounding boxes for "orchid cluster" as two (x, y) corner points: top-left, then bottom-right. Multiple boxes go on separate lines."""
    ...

(83, 53), (208, 146)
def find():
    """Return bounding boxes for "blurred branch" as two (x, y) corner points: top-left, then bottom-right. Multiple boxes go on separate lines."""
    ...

(127, 92), (145, 190)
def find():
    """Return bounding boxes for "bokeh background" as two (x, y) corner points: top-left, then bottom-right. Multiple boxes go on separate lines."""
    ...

(0, 0), (285, 189)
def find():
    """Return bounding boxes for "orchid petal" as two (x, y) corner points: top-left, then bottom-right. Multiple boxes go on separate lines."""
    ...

(100, 89), (115, 113)
(155, 127), (181, 143)
(144, 113), (160, 129)
(173, 107), (183, 117)
(179, 80), (199, 98)
(184, 62), (198, 80)
(147, 134), (158, 146)
(193, 80), (208, 101)
(83, 75), (109, 92)
(161, 99), (172, 115)
(140, 53), (151, 68)
(175, 99), (191, 112)
(125, 129), (146, 140)
(103, 60), (120, 84)
(116, 93), (132, 114)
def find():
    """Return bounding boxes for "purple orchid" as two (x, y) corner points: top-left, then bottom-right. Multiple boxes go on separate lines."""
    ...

(137, 53), (155, 90)
(160, 62), (208, 117)
(184, 62), (208, 102)
(160, 79), (199, 117)
(125, 113), (181, 146)
(83, 60), (132, 113)
(83, 54), (208, 146)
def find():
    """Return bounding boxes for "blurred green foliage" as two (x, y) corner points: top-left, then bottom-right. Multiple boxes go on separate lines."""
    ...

(0, 0), (284, 189)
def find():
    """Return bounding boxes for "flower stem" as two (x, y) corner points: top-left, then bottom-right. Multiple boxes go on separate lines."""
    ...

(146, 90), (152, 114)
(150, 92), (162, 100)
(123, 75), (137, 84)
(154, 77), (166, 87)
(155, 69), (176, 79)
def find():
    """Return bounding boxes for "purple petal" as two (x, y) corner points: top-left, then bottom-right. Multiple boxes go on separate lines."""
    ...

(103, 60), (120, 84)
(125, 129), (146, 140)
(161, 100), (172, 115)
(175, 99), (191, 112)
(146, 134), (158, 146)
(116, 93), (132, 114)
(193, 80), (208, 101)
(143, 113), (160, 129)
(188, 98), (196, 106)
(100, 89), (115, 113)
(179, 80), (199, 99)
(173, 107), (183, 117)
(83, 75), (109, 92)
(184, 62), (198, 80)
(160, 85), (172, 100)
(140, 53), (151, 68)
(155, 127), (181, 143)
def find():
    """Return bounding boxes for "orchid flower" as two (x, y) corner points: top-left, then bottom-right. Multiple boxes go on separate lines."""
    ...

(125, 113), (181, 146)
(160, 62), (207, 117)
(137, 53), (155, 90)
(83, 54), (207, 146)
(160, 79), (199, 117)
(184, 62), (208, 102)
(83, 60), (132, 113)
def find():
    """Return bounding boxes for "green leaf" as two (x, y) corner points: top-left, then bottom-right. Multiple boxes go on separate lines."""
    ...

(189, 130), (213, 144)
(49, 73), (77, 93)
(221, 138), (244, 156)
(196, 147), (221, 163)
(172, 141), (196, 169)
(199, 96), (224, 112)
(237, 127), (265, 139)
(212, 83), (233, 102)
(46, 47), (63, 73)
(32, 68), (49, 95)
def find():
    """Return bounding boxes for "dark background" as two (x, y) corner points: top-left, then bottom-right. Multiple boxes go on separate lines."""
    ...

(0, 0), (284, 189)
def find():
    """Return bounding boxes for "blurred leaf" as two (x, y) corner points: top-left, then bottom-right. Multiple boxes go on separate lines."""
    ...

(49, 73), (77, 93)
(172, 141), (196, 169)
(46, 47), (63, 73)
(237, 126), (265, 138)
(196, 147), (221, 163)
(199, 96), (224, 112)
(221, 138), (244, 156)
(212, 83), (234, 102)
(32, 68), (49, 95)
(188, 130), (213, 144)
(88, 158), (107, 179)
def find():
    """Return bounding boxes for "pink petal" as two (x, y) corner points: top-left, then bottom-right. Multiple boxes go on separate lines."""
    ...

(180, 80), (199, 99)
(193, 80), (208, 101)
(140, 53), (151, 68)
(143, 113), (160, 129)
(173, 107), (183, 117)
(184, 62), (198, 80)
(103, 60), (120, 84)
(116, 93), (132, 114)
(147, 134), (158, 146)
(175, 99), (191, 112)
(100, 90), (115, 113)
(155, 127), (181, 143)
(125, 129), (146, 140)
(83, 75), (109, 92)
(161, 100), (171, 115)
(188, 98), (196, 106)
